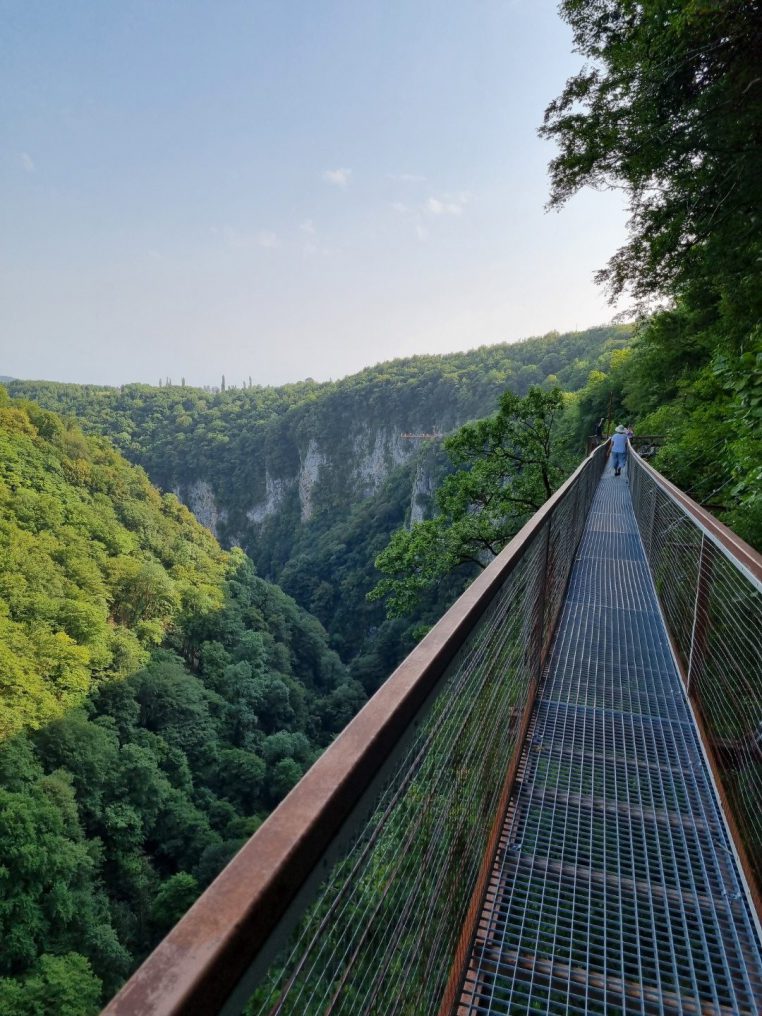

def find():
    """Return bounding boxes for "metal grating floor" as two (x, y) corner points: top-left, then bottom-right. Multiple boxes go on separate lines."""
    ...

(458, 464), (762, 1015)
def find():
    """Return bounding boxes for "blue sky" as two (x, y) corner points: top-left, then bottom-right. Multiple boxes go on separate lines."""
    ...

(1, 0), (628, 387)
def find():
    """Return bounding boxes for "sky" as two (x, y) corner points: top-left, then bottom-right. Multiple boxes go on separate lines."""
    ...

(0, 0), (629, 388)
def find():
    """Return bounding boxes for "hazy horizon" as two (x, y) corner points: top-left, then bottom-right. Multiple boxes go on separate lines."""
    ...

(2, 1), (629, 388)
(2, 319), (630, 390)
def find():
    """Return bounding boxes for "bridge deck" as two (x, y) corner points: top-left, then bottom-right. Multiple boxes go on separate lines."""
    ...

(458, 464), (762, 1015)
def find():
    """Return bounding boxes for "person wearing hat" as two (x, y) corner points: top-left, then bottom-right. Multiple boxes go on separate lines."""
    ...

(611, 425), (629, 477)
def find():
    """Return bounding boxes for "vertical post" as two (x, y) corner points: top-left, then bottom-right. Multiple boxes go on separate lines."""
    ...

(646, 475), (658, 564)
(686, 533), (712, 697)
(437, 520), (552, 1016)
(536, 515), (552, 675)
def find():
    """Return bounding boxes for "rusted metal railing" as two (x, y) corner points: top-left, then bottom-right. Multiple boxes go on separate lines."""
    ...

(629, 449), (762, 921)
(103, 445), (608, 1016)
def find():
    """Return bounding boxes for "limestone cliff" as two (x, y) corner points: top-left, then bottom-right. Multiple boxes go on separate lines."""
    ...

(173, 478), (228, 538)
(235, 423), (439, 531)
(6, 324), (634, 681)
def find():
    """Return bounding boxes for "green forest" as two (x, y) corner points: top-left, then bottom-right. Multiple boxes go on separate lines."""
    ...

(538, 0), (762, 549)
(8, 324), (634, 696)
(7, 324), (632, 521)
(0, 394), (364, 1012)
(1, 1), (760, 1012)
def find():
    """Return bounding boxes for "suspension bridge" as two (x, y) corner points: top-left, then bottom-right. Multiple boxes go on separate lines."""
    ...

(104, 444), (762, 1016)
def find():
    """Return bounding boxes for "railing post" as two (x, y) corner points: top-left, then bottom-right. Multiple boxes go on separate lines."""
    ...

(686, 533), (712, 697)
(536, 515), (552, 675)
(437, 485), (582, 1016)
(646, 474), (657, 564)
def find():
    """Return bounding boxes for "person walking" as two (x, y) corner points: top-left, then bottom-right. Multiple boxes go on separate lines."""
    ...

(611, 425), (628, 477)
(594, 418), (605, 446)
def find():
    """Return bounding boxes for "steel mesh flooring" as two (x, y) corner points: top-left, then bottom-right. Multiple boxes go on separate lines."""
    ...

(459, 465), (762, 1015)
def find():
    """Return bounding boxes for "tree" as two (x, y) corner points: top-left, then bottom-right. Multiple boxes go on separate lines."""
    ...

(150, 873), (199, 937)
(0, 953), (102, 1016)
(540, 0), (762, 315)
(0, 775), (128, 983)
(109, 559), (178, 627)
(271, 759), (302, 802)
(369, 388), (568, 617)
(541, 1), (762, 549)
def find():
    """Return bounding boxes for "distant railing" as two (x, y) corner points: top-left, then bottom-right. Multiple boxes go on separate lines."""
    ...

(629, 433), (664, 457)
(629, 450), (762, 920)
(586, 433), (664, 456)
(103, 445), (608, 1016)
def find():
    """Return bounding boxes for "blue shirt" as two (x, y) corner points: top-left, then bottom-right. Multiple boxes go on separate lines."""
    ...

(611, 433), (628, 453)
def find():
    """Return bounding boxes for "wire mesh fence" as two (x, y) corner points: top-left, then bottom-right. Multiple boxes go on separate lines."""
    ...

(241, 451), (607, 1016)
(460, 463), (762, 1015)
(629, 452), (762, 903)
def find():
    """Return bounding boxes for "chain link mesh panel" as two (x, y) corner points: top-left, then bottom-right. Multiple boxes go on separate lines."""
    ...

(630, 455), (762, 897)
(460, 457), (762, 1016)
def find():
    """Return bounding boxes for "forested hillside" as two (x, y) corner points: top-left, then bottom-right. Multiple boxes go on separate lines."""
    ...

(0, 392), (363, 1013)
(3, 2), (760, 1013)
(8, 325), (632, 691)
(539, 0), (761, 550)
(7, 326), (631, 543)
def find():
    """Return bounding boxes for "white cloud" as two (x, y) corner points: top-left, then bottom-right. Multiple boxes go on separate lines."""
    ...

(322, 167), (351, 187)
(256, 230), (279, 249)
(302, 239), (335, 257)
(19, 151), (36, 173)
(390, 188), (472, 240)
(300, 219), (316, 234)
(425, 195), (465, 216)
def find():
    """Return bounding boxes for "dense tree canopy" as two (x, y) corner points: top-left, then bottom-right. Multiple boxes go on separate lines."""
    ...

(543, 0), (762, 547)
(7, 327), (632, 521)
(369, 389), (571, 618)
(8, 327), (633, 692)
(0, 392), (363, 1013)
(542, 0), (761, 311)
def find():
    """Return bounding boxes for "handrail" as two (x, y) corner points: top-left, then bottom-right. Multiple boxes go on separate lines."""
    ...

(586, 433), (664, 455)
(102, 444), (607, 1016)
(631, 447), (762, 588)
(629, 448), (762, 925)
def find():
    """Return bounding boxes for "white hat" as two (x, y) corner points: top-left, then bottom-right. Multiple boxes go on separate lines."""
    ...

(615, 425), (627, 434)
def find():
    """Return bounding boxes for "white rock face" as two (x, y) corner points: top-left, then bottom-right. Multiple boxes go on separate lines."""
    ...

(247, 473), (291, 524)
(177, 479), (227, 537)
(298, 440), (327, 521)
(175, 424), (439, 536)
(409, 461), (437, 525)
(353, 428), (408, 495)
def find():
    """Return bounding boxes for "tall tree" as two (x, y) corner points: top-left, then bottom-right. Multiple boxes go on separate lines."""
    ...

(541, 0), (762, 326)
(541, 1), (762, 546)
(369, 388), (568, 618)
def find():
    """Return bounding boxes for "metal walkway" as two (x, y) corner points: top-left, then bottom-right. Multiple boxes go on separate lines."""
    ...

(459, 464), (762, 1015)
